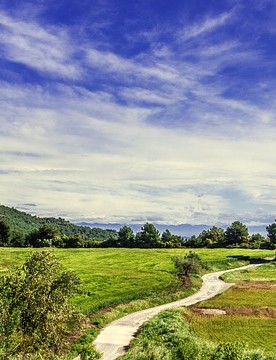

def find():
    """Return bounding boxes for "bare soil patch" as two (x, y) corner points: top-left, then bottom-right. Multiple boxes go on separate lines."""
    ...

(237, 281), (276, 290)
(191, 306), (276, 318)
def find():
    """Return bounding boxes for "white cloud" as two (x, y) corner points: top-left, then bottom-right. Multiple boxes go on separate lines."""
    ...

(0, 11), (81, 78)
(0, 5), (276, 225)
(86, 48), (180, 83)
(180, 11), (233, 41)
(1, 79), (276, 224)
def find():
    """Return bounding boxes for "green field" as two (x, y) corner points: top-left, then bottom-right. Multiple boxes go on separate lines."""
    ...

(1, 247), (275, 358)
(190, 316), (276, 355)
(197, 263), (276, 308)
(190, 262), (276, 355)
(0, 248), (274, 314)
(197, 286), (276, 308)
(222, 262), (276, 282)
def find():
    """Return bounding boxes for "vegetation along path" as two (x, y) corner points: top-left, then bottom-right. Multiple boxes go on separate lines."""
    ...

(92, 263), (263, 360)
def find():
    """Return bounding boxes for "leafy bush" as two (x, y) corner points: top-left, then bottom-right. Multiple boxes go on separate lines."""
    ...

(172, 251), (207, 284)
(0, 251), (81, 358)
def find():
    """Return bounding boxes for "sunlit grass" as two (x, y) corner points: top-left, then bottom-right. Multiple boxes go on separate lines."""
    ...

(0, 247), (274, 314)
(198, 287), (276, 308)
(190, 315), (276, 355)
(222, 262), (276, 282)
(190, 261), (276, 356)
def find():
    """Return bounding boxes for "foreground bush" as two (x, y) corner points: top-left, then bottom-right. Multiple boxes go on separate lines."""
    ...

(0, 251), (81, 359)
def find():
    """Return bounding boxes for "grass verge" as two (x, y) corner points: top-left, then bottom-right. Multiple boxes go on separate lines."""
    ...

(118, 308), (276, 359)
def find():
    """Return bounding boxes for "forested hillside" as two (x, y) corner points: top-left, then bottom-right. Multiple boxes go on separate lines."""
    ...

(0, 204), (116, 242)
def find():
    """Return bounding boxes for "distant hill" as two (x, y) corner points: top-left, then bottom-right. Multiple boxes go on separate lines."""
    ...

(76, 222), (212, 238)
(0, 205), (116, 240)
(76, 222), (267, 237)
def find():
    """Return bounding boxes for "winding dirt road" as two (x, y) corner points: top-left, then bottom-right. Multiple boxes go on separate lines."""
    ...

(92, 263), (262, 360)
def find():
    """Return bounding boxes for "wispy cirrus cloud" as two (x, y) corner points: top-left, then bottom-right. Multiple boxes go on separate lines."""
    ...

(0, 11), (81, 79)
(180, 11), (234, 41)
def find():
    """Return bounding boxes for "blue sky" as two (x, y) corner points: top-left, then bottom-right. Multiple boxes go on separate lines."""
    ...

(0, 0), (276, 226)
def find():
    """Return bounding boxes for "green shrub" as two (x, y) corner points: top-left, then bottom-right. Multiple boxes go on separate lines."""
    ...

(0, 251), (81, 358)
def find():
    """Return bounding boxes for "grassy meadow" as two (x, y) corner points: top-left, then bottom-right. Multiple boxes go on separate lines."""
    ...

(0, 247), (274, 314)
(189, 262), (276, 355)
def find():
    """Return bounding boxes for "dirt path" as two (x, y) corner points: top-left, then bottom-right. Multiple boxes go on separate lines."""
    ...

(92, 263), (261, 360)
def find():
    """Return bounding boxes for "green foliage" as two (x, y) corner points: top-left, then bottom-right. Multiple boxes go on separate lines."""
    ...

(266, 220), (276, 245)
(0, 204), (117, 246)
(249, 233), (267, 249)
(184, 223), (275, 250)
(63, 234), (86, 248)
(135, 222), (161, 248)
(172, 251), (206, 283)
(118, 225), (135, 247)
(161, 229), (183, 248)
(73, 342), (101, 360)
(194, 226), (225, 248)
(0, 251), (81, 358)
(27, 224), (60, 247)
(0, 219), (11, 246)
(223, 221), (250, 247)
(211, 342), (246, 360)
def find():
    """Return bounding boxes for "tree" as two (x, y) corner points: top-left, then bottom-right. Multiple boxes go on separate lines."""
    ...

(160, 229), (183, 248)
(27, 224), (60, 247)
(63, 234), (85, 248)
(135, 223), (161, 248)
(248, 233), (266, 249)
(172, 251), (206, 285)
(266, 220), (276, 245)
(224, 221), (249, 247)
(198, 226), (225, 247)
(10, 231), (27, 247)
(117, 226), (135, 247)
(0, 251), (81, 357)
(0, 219), (11, 246)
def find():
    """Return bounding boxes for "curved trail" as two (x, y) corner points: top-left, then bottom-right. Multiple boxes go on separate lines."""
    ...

(93, 263), (261, 360)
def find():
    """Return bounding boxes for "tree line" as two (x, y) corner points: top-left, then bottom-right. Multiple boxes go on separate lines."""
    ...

(1, 217), (276, 249)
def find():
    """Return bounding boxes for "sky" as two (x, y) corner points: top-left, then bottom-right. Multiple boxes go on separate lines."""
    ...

(0, 0), (276, 226)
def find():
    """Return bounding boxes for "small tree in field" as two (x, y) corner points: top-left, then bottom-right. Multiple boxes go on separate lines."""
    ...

(0, 251), (81, 357)
(172, 251), (206, 285)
